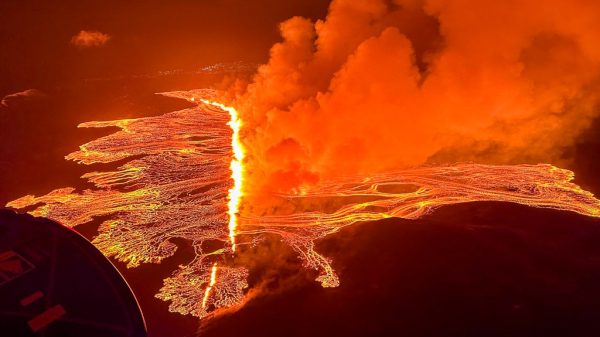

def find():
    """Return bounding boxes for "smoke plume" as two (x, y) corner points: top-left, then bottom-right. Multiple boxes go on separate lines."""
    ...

(230, 0), (600, 193)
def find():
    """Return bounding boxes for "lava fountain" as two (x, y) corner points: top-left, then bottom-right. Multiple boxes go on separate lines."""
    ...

(200, 98), (245, 252)
(7, 88), (600, 318)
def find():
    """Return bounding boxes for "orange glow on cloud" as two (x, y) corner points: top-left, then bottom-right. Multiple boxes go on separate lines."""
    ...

(232, 0), (600, 193)
(71, 30), (111, 47)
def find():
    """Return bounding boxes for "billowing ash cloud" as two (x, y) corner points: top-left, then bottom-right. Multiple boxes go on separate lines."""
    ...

(230, 0), (600, 192)
(70, 30), (110, 47)
(1, 89), (45, 107)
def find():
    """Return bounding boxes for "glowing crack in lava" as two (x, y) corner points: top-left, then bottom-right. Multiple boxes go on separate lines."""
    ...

(7, 88), (600, 317)
(202, 263), (218, 309)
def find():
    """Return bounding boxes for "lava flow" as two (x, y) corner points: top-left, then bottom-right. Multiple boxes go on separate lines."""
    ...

(6, 89), (600, 318)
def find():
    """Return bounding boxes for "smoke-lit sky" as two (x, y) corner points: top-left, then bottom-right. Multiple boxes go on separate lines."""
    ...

(3, 1), (600, 337)
(0, 0), (329, 94)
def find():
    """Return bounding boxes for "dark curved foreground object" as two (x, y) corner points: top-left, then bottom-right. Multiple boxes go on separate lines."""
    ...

(0, 209), (146, 337)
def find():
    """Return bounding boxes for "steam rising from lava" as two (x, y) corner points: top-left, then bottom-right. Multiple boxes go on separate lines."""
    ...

(233, 0), (600, 192)
(7, 0), (600, 320)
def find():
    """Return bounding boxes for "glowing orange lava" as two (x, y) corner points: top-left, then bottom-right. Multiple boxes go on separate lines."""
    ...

(200, 99), (244, 252)
(202, 263), (218, 309)
(6, 89), (600, 318)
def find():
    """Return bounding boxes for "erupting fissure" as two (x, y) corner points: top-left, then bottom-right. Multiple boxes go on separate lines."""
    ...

(200, 99), (244, 252)
(6, 89), (600, 319)
(202, 263), (218, 309)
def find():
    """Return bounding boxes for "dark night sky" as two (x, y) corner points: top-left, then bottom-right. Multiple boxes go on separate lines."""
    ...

(2, 1), (600, 337)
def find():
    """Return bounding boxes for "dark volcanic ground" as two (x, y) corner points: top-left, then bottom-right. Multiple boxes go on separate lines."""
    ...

(201, 203), (600, 337)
